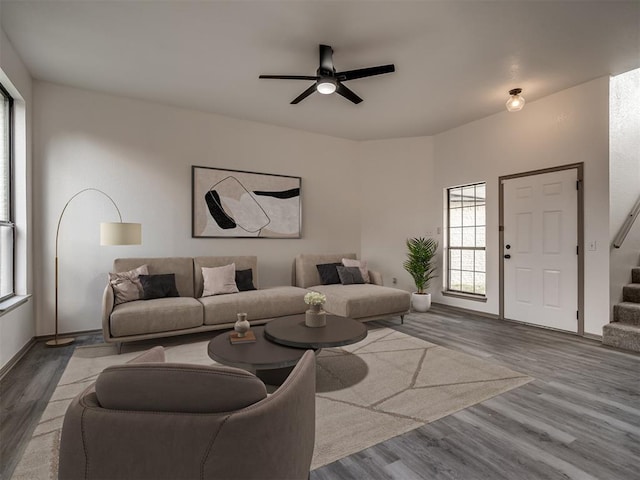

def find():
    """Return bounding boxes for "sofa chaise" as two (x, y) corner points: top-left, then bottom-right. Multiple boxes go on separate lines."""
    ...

(294, 253), (411, 322)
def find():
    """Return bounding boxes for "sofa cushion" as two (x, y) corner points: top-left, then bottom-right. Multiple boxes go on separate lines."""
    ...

(110, 297), (203, 337)
(109, 264), (148, 305)
(95, 363), (267, 413)
(342, 258), (370, 283)
(316, 262), (342, 285)
(114, 258), (195, 297)
(235, 269), (257, 291)
(336, 266), (365, 285)
(201, 264), (240, 297)
(139, 274), (180, 300)
(295, 254), (357, 288)
(199, 287), (308, 325)
(309, 284), (410, 319)
(194, 256), (258, 297)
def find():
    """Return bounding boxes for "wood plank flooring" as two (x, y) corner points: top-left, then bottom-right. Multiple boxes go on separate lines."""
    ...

(1, 306), (639, 480)
(312, 307), (640, 480)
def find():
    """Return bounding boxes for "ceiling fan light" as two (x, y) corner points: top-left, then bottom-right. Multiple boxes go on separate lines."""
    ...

(506, 88), (525, 112)
(317, 78), (337, 95)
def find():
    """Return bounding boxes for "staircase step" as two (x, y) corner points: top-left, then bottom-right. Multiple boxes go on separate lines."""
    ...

(633, 267), (640, 284)
(622, 283), (640, 303)
(603, 323), (640, 353)
(613, 302), (640, 326)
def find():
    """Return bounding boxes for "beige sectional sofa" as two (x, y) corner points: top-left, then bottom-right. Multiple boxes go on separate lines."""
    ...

(102, 256), (308, 349)
(102, 253), (411, 350)
(294, 253), (411, 322)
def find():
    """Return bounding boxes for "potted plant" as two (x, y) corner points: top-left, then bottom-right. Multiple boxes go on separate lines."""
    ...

(403, 237), (438, 312)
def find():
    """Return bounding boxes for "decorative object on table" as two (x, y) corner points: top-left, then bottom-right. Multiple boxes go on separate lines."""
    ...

(49, 188), (142, 347)
(304, 291), (327, 328)
(403, 237), (438, 312)
(192, 166), (301, 239)
(229, 329), (257, 344)
(234, 312), (251, 337)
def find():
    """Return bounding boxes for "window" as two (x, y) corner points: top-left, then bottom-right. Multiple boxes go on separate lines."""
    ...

(0, 82), (14, 301)
(446, 182), (486, 296)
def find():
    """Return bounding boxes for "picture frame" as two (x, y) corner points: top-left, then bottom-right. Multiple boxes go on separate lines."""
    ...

(192, 165), (302, 238)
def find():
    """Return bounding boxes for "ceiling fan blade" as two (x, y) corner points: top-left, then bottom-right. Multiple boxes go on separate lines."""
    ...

(336, 83), (363, 104)
(291, 84), (317, 104)
(259, 75), (319, 80)
(319, 44), (334, 73)
(336, 64), (395, 82)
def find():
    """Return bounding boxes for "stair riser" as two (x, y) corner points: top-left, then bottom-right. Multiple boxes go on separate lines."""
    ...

(633, 268), (640, 284)
(613, 304), (640, 326)
(603, 324), (640, 353)
(622, 285), (640, 303)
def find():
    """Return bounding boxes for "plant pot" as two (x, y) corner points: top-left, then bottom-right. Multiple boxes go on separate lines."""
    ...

(411, 292), (431, 312)
(305, 304), (326, 328)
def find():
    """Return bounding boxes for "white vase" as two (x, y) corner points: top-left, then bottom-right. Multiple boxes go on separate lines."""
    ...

(234, 312), (250, 337)
(305, 304), (326, 328)
(411, 293), (432, 312)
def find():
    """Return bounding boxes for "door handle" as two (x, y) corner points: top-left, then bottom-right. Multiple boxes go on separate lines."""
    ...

(504, 254), (511, 259)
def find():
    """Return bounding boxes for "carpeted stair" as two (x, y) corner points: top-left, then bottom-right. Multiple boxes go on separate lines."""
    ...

(603, 267), (640, 352)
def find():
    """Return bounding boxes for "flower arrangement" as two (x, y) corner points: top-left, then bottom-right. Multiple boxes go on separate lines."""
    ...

(304, 291), (326, 306)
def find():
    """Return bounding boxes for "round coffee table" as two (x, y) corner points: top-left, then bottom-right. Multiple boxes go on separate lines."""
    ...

(208, 326), (306, 371)
(264, 314), (367, 349)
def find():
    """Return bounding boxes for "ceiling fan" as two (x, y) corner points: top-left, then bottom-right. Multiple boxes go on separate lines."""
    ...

(259, 44), (395, 105)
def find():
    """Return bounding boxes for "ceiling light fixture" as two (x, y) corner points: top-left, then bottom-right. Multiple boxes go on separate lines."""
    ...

(316, 77), (337, 95)
(506, 88), (525, 112)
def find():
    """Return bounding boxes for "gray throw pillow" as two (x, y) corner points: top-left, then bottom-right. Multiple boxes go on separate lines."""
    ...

(336, 266), (365, 285)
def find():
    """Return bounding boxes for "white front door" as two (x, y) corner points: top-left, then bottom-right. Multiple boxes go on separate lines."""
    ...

(502, 169), (578, 332)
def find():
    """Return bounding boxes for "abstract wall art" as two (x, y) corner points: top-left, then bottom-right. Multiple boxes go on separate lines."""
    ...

(192, 166), (302, 238)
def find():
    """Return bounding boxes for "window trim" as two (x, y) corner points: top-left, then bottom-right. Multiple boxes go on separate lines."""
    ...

(0, 81), (15, 302)
(445, 182), (487, 298)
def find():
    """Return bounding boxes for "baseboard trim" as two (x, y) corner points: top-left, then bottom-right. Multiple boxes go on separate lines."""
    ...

(431, 302), (499, 320)
(0, 337), (36, 381)
(34, 328), (102, 341)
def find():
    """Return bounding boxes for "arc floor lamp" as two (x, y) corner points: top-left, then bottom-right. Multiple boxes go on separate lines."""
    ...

(47, 188), (142, 347)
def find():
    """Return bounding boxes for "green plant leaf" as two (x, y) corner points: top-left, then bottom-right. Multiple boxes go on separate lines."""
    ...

(403, 237), (438, 293)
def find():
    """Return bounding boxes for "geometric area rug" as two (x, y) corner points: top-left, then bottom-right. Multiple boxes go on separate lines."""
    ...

(11, 326), (531, 479)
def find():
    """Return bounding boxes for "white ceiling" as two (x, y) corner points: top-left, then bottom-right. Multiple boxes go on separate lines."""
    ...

(1, 1), (639, 140)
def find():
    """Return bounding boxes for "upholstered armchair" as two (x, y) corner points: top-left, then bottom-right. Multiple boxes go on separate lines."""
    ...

(58, 346), (316, 480)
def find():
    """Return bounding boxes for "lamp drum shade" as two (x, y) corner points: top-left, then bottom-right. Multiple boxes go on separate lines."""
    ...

(100, 222), (142, 246)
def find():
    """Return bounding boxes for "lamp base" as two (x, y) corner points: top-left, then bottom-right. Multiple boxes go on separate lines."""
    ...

(46, 337), (75, 347)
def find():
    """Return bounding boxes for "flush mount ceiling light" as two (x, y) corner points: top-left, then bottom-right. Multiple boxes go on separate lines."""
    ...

(316, 77), (337, 95)
(506, 88), (525, 112)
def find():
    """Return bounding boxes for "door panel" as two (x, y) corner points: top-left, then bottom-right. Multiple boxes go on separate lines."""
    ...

(503, 169), (578, 332)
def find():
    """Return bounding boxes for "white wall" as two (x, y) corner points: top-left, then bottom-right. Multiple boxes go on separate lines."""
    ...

(433, 77), (610, 335)
(609, 68), (640, 310)
(29, 76), (617, 341)
(33, 82), (361, 336)
(0, 27), (34, 370)
(359, 78), (611, 336)
(358, 136), (438, 293)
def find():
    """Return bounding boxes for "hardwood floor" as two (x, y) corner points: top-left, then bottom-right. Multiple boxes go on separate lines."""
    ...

(312, 307), (640, 480)
(1, 306), (638, 480)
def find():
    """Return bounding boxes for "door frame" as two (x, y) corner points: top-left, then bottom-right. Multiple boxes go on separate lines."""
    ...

(498, 162), (584, 335)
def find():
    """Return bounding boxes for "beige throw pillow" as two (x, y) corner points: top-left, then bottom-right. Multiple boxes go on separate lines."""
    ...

(109, 265), (149, 305)
(202, 263), (240, 297)
(342, 258), (370, 283)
